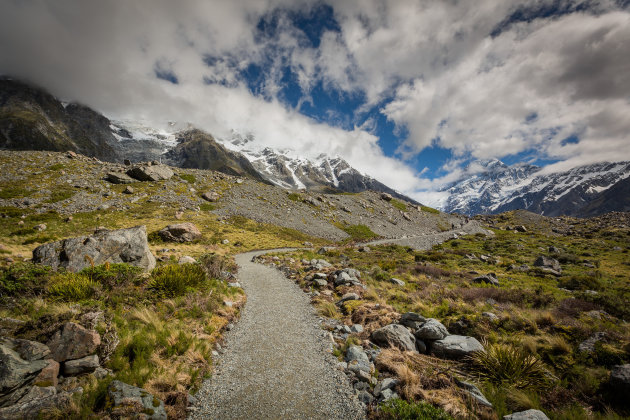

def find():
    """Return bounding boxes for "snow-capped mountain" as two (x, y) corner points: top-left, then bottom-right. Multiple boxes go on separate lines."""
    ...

(437, 159), (630, 217)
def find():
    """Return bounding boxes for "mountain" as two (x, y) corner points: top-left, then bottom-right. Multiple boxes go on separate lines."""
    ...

(223, 133), (416, 202)
(437, 159), (630, 217)
(163, 129), (268, 182)
(0, 78), (118, 160)
(0, 77), (415, 202)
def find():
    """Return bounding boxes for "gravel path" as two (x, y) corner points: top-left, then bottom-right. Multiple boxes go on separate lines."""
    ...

(365, 220), (492, 250)
(190, 250), (365, 420)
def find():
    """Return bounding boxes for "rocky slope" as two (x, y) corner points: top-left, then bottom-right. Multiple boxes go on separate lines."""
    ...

(436, 159), (630, 217)
(0, 78), (416, 203)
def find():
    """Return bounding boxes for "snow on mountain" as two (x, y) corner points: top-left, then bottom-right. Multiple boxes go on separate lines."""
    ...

(438, 159), (630, 217)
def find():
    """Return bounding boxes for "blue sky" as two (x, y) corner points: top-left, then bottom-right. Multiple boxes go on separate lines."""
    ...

(1, 0), (629, 203)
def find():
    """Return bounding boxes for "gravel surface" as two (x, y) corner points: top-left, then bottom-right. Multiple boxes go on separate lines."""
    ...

(365, 220), (493, 250)
(190, 250), (366, 420)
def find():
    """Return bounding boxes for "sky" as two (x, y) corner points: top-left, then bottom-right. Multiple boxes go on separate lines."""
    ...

(0, 0), (629, 204)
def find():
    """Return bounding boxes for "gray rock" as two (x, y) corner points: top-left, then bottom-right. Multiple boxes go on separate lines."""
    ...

(0, 386), (81, 419)
(63, 354), (99, 376)
(340, 293), (360, 303)
(228, 282), (241, 288)
(350, 324), (364, 334)
(313, 279), (328, 288)
(314, 272), (327, 279)
(343, 268), (361, 279)
(0, 338), (50, 362)
(357, 390), (374, 404)
(503, 409), (550, 420)
(432, 335), (484, 359)
(389, 278), (405, 286)
(0, 344), (48, 407)
(379, 388), (398, 402)
(46, 322), (101, 363)
(534, 256), (562, 274)
(16, 385), (56, 404)
(158, 222), (202, 242)
(400, 312), (426, 329)
(609, 364), (630, 396)
(178, 255), (197, 265)
(415, 318), (449, 341)
(355, 370), (372, 383)
(108, 380), (166, 419)
(106, 172), (136, 184)
(371, 324), (416, 352)
(127, 164), (174, 182)
(416, 340), (427, 353)
(374, 378), (398, 397)
(33, 225), (156, 272)
(473, 273), (500, 286)
(335, 271), (353, 286)
(578, 332), (606, 353)
(345, 346), (371, 374)
(514, 225), (527, 233)
(123, 186), (134, 194)
(381, 193), (393, 201)
(34, 359), (59, 387)
(201, 191), (220, 202)
(482, 312), (499, 322)
(455, 379), (492, 407)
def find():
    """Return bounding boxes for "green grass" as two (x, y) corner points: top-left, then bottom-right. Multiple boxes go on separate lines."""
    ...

(179, 173), (196, 184)
(376, 399), (454, 420)
(45, 188), (75, 203)
(47, 163), (65, 171)
(341, 224), (379, 242)
(0, 185), (31, 199)
(420, 205), (440, 214)
(287, 192), (301, 202)
(148, 264), (206, 298)
(390, 199), (408, 212)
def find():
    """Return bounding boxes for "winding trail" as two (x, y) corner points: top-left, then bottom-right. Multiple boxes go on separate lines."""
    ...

(190, 250), (365, 420)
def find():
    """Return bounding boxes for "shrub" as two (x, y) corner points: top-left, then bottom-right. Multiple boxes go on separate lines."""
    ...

(148, 264), (206, 298)
(48, 273), (99, 301)
(179, 174), (196, 183)
(81, 263), (143, 289)
(0, 262), (52, 298)
(287, 192), (301, 202)
(390, 199), (407, 211)
(376, 399), (454, 420)
(470, 341), (551, 390)
(342, 224), (379, 241)
(198, 254), (236, 279)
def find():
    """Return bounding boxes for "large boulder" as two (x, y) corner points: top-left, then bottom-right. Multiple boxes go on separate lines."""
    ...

(0, 344), (48, 407)
(32, 225), (156, 272)
(399, 312), (426, 330)
(126, 164), (174, 181)
(371, 324), (416, 352)
(503, 409), (550, 420)
(108, 380), (166, 420)
(432, 335), (484, 359)
(415, 318), (449, 341)
(63, 354), (99, 376)
(158, 222), (202, 242)
(46, 322), (101, 363)
(106, 172), (136, 184)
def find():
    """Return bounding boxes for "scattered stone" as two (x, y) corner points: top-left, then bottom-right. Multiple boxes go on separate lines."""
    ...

(202, 191), (220, 202)
(33, 225), (156, 272)
(339, 293), (360, 303)
(350, 324), (364, 334)
(400, 312), (426, 329)
(415, 318), (449, 341)
(514, 225), (527, 233)
(379, 388), (399, 402)
(578, 332), (606, 353)
(124, 159), (132, 166)
(313, 279), (328, 288)
(158, 222), (202, 242)
(549, 246), (561, 253)
(46, 322), (101, 363)
(0, 343), (48, 407)
(317, 247), (327, 255)
(534, 256), (562, 275)
(108, 380), (167, 420)
(473, 273), (500, 286)
(381, 193), (393, 201)
(63, 354), (99, 376)
(432, 335), (484, 359)
(374, 378), (398, 397)
(455, 379), (492, 407)
(127, 164), (174, 182)
(178, 256), (197, 265)
(482, 312), (499, 322)
(503, 409), (550, 420)
(371, 324), (416, 352)
(33, 224), (46, 231)
(357, 390), (374, 404)
(402, 212), (411, 221)
(345, 346), (371, 375)
(106, 172), (135, 184)
(609, 364), (630, 397)
(389, 278), (405, 286)
(34, 359), (59, 387)
(303, 242), (313, 247)
(222, 239), (229, 245)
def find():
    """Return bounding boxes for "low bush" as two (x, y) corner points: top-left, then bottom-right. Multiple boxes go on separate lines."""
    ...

(342, 224), (379, 241)
(376, 398), (454, 420)
(179, 174), (196, 184)
(470, 342), (550, 390)
(0, 262), (52, 298)
(48, 273), (100, 301)
(148, 264), (207, 298)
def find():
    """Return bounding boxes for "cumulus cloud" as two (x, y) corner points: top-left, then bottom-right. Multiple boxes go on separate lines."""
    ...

(0, 0), (628, 205)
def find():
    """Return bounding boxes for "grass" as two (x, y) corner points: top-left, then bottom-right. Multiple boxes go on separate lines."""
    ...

(420, 205), (440, 214)
(179, 174), (196, 184)
(287, 192), (301, 202)
(376, 399), (455, 420)
(45, 188), (75, 203)
(390, 199), (408, 212)
(341, 224), (379, 242)
(0, 256), (242, 417)
(0, 185), (31, 199)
